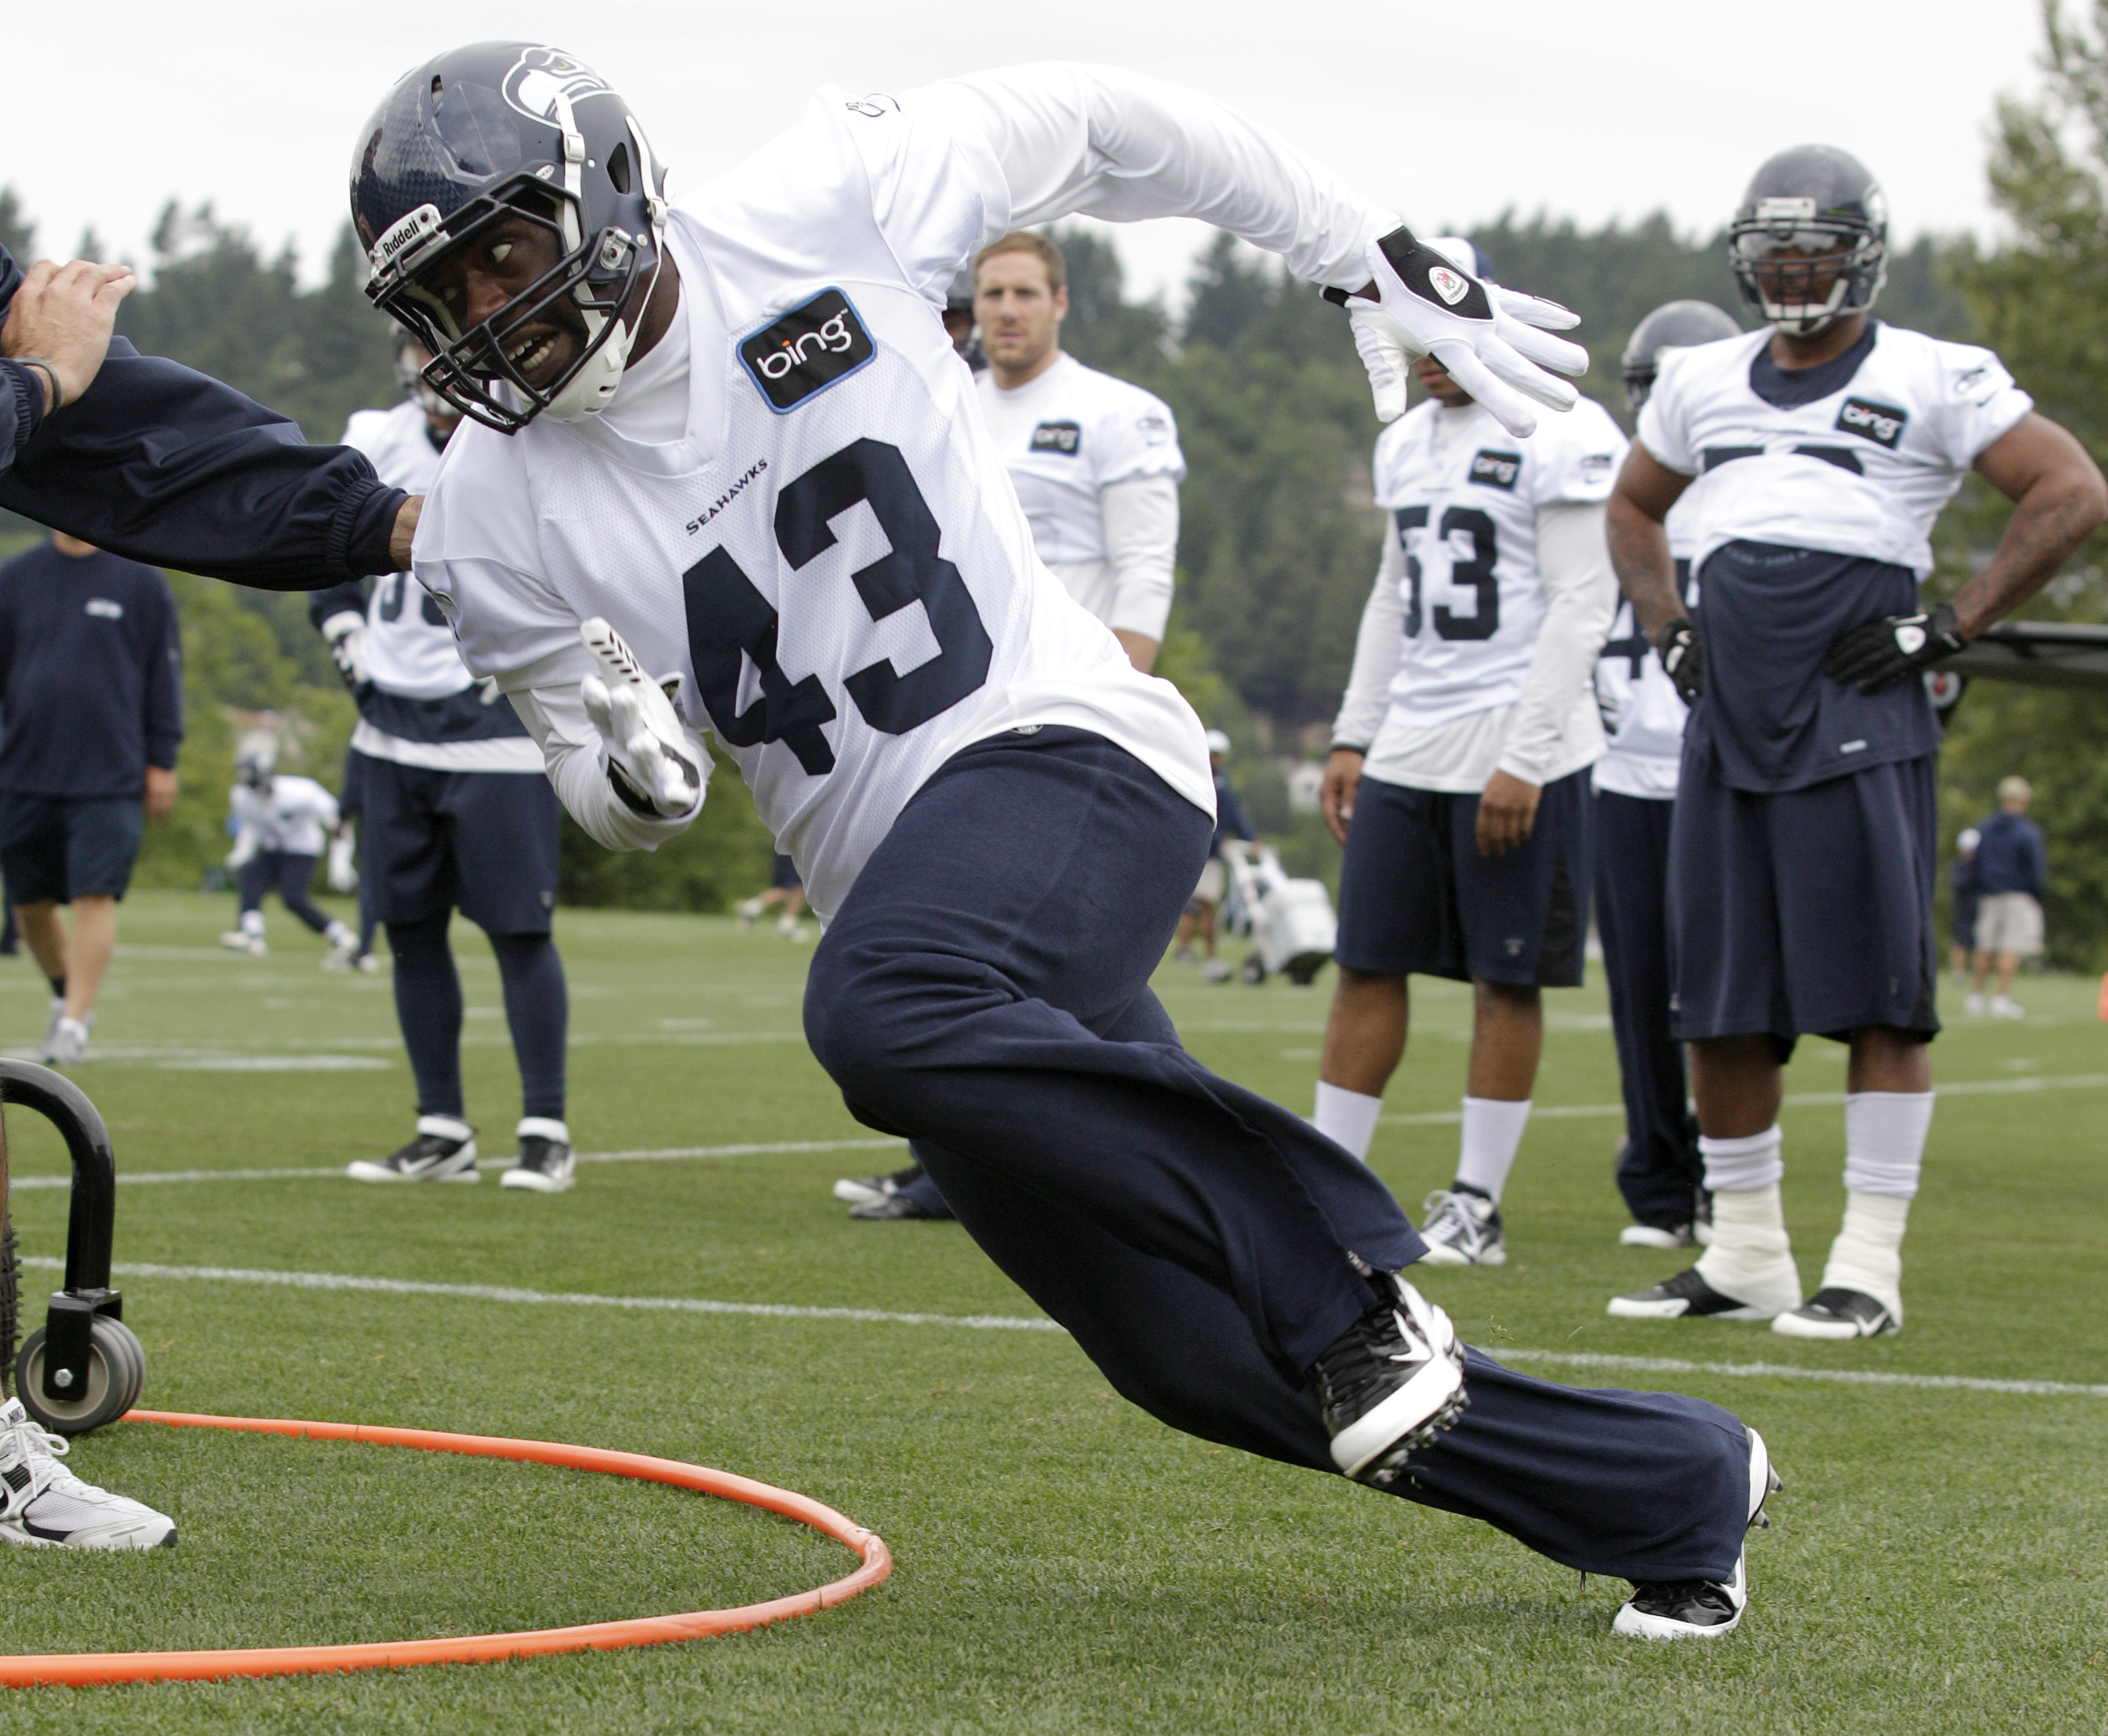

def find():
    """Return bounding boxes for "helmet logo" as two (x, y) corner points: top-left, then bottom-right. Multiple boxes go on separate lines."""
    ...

(502, 46), (612, 123)
(1753, 196), (1818, 224)
(739, 289), (876, 413)
(1427, 265), (1471, 306)
(370, 203), (443, 278)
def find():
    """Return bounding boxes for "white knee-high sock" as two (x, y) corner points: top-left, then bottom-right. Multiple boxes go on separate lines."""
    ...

(1693, 1126), (1799, 1307)
(1454, 1097), (1531, 1203)
(1314, 1082), (1383, 1162)
(1822, 1091), (1932, 1315)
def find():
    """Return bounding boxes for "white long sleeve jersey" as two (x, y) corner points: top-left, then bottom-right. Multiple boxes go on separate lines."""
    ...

(415, 65), (1398, 920)
(975, 353), (1184, 640)
(1330, 395), (1626, 791)
(229, 776), (340, 858)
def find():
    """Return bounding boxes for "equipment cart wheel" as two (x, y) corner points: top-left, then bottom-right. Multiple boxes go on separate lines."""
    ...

(17, 1316), (145, 1436)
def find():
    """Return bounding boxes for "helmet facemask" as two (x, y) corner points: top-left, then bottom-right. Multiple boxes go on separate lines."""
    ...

(1729, 207), (1886, 338)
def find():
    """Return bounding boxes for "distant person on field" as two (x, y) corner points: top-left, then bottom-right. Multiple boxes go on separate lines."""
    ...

(1967, 778), (2047, 1019)
(1949, 827), (1981, 981)
(737, 854), (809, 939)
(1173, 728), (1255, 982)
(0, 530), (181, 1066)
(219, 738), (356, 961)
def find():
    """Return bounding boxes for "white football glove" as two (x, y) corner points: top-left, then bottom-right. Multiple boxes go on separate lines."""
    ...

(1341, 227), (1589, 437)
(577, 617), (705, 820)
(321, 611), (369, 689)
(326, 826), (360, 894)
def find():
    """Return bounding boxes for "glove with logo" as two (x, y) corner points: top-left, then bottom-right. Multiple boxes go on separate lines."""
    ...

(321, 610), (368, 690)
(1823, 602), (1967, 694)
(577, 617), (705, 820)
(1657, 617), (1704, 706)
(1332, 228), (1587, 437)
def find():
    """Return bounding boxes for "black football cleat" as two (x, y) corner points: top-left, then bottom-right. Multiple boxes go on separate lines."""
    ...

(1615, 1426), (1779, 1639)
(1309, 1272), (1467, 1486)
(1772, 1286), (1899, 1339)
(1607, 1263), (1798, 1322)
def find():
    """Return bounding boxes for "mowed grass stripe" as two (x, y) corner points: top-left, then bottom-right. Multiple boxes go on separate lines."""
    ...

(34, 1256), (2108, 1398)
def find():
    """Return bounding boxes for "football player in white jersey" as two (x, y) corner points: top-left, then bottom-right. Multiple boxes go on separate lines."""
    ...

(345, 44), (1783, 1637)
(1593, 301), (1741, 1252)
(1315, 239), (1626, 1270)
(1606, 147), (2105, 1340)
(219, 741), (358, 960)
(851, 229), (1184, 1221)
(309, 333), (578, 1194)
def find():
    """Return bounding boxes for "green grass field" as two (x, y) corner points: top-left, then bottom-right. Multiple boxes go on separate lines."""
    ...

(0, 889), (2100, 1734)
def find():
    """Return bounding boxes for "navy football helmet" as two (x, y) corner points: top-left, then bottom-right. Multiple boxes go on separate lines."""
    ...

(1620, 300), (1742, 413)
(1728, 145), (1888, 338)
(349, 43), (668, 433)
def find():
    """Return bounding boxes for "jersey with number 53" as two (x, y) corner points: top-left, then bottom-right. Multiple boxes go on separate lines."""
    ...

(413, 66), (1396, 918)
(1372, 392), (1628, 734)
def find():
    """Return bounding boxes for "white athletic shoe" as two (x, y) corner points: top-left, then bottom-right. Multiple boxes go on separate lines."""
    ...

(347, 1117), (479, 1183)
(41, 1015), (89, 1068)
(1963, 992), (1986, 1017)
(1418, 1189), (1506, 1266)
(1772, 1286), (1901, 1339)
(736, 898), (764, 931)
(321, 935), (362, 972)
(1619, 1221), (1697, 1250)
(777, 914), (808, 941)
(1613, 1426), (1777, 1640)
(0, 1399), (174, 1550)
(39, 997), (64, 1056)
(1990, 995), (2025, 1020)
(501, 1119), (575, 1193)
(1200, 958), (1232, 983)
(1607, 1259), (1800, 1322)
(219, 930), (267, 956)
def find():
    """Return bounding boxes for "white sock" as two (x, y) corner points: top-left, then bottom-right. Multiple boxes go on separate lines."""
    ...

(1695, 1181), (1799, 1302)
(1454, 1096), (1531, 1203)
(1313, 1082), (1383, 1162)
(517, 1116), (570, 1146)
(416, 1114), (473, 1144)
(1699, 1125), (1785, 1194)
(1819, 1191), (1910, 1318)
(240, 910), (265, 937)
(1841, 1091), (1933, 1199)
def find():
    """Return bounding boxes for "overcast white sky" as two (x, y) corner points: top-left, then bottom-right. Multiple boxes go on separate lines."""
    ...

(3, 0), (2052, 309)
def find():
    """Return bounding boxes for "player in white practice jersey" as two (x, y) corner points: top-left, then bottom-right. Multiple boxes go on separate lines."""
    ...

(847, 227), (1184, 1220)
(1606, 147), (2104, 1340)
(1593, 300), (1742, 1251)
(1316, 238), (1626, 1270)
(347, 45), (1782, 1638)
(220, 740), (357, 960)
(311, 336), (577, 1192)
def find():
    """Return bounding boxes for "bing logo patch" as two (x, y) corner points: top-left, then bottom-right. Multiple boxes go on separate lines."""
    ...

(739, 289), (876, 413)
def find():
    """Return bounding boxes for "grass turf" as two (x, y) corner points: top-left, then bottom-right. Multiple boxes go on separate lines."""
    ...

(0, 889), (2099, 1733)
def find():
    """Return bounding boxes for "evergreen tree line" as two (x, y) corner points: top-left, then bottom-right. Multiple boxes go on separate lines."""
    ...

(3, 19), (2105, 960)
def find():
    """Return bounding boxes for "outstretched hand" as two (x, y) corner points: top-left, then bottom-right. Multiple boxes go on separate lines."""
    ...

(578, 617), (705, 819)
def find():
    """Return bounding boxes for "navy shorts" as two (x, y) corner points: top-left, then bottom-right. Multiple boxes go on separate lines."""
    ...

(1668, 750), (1939, 1048)
(0, 794), (145, 905)
(1334, 770), (1591, 986)
(357, 754), (560, 935)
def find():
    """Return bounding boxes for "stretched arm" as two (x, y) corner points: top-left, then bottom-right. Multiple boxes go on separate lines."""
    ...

(1953, 413), (2108, 638)
(1099, 473), (1179, 668)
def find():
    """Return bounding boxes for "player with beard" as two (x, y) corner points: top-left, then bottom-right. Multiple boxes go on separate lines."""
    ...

(1606, 147), (2105, 1339)
(342, 44), (1781, 1637)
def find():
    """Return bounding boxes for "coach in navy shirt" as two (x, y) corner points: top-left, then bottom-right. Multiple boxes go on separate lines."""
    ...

(0, 533), (181, 1064)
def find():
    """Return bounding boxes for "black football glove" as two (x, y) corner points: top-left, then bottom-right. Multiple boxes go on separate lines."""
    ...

(1823, 602), (1967, 694)
(1657, 617), (1702, 705)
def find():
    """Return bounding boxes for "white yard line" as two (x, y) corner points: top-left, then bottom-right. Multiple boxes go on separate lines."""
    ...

(5, 1137), (905, 1191)
(1383, 1072), (2108, 1126)
(23, 1255), (2105, 1397)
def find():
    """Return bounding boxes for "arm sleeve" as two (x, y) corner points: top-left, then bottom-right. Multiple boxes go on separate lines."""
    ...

(1097, 473), (1179, 640)
(143, 579), (183, 770)
(0, 250), (406, 588)
(1330, 530), (1406, 750)
(855, 65), (1395, 299)
(1497, 502), (1619, 786)
(0, 359), (46, 473)
(507, 683), (710, 854)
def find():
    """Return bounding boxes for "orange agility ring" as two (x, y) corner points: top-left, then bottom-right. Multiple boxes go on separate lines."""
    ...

(0, 1410), (893, 1689)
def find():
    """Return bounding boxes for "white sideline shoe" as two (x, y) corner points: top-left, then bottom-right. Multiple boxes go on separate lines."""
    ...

(1989, 995), (2025, 1020)
(0, 1400), (174, 1550)
(1418, 1189), (1506, 1266)
(41, 1015), (89, 1068)
(1613, 1425), (1777, 1640)
(1773, 1286), (1901, 1339)
(1963, 993), (1985, 1017)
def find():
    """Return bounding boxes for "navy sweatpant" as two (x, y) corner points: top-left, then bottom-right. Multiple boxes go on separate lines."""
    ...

(806, 729), (1753, 1581)
(238, 851), (332, 935)
(1593, 789), (1702, 1228)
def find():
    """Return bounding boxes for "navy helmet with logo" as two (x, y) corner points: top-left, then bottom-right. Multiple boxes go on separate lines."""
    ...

(1620, 300), (1742, 413)
(1728, 145), (1888, 338)
(349, 42), (668, 433)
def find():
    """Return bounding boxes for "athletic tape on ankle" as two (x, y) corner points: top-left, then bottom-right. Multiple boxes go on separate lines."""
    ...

(1841, 1092), (1932, 1199)
(1699, 1125), (1783, 1194)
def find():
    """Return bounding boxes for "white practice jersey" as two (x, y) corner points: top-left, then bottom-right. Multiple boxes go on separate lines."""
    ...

(416, 65), (1395, 920)
(230, 775), (339, 858)
(1593, 493), (1699, 799)
(975, 353), (1184, 638)
(1372, 394), (1628, 734)
(340, 402), (544, 774)
(1638, 322), (2033, 577)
